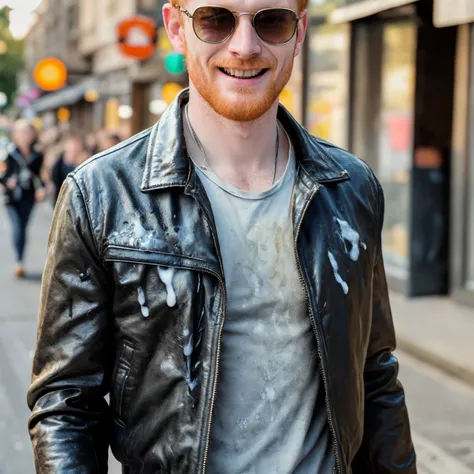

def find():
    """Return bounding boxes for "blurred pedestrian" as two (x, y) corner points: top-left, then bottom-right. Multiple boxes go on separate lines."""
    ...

(50, 134), (89, 205)
(85, 132), (98, 155)
(0, 119), (45, 278)
(96, 130), (121, 152)
(95, 128), (110, 153)
(102, 132), (121, 150)
(38, 125), (64, 182)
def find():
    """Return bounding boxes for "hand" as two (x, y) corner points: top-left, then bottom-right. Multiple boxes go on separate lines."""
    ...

(35, 188), (46, 202)
(6, 177), (17, 190)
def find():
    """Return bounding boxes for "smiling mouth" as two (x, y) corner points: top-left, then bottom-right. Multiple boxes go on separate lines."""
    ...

(219, 67), (268, 79)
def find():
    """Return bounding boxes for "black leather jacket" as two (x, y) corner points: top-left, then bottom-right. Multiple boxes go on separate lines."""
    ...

(27, 91), (416, 474)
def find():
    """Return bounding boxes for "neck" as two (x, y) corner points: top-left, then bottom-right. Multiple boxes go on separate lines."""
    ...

(184, 84), (289, 192)
(63, 153), (76, 165)
(17, 145), (31, 158)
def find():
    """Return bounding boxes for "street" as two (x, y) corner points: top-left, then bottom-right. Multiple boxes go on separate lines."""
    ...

(0, 202), (473, 474)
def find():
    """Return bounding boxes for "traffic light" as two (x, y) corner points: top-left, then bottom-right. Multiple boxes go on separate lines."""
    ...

(164, 52), (186, 75)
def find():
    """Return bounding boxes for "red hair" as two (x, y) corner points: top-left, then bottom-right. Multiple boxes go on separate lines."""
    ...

(174, 1), (309, 12)
(299, 0), (309, 11)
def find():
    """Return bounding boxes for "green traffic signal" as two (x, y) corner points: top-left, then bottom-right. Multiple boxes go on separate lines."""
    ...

(164, 52), (186, 75)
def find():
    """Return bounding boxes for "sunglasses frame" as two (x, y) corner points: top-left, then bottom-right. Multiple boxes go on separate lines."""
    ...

(171, 3), (300, 46)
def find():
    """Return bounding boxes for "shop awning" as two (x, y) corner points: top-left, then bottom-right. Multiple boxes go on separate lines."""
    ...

(31, 77), (98, 114)
(329, 0), (419, 24)
(434, 0), (474, 27)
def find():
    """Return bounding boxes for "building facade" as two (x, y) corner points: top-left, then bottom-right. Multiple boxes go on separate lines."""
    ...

(435, 0), (474, 306)
(22, 0), (93, 128)
(24, 0), (185, 136)
(286, 0), (461, 299)
(23, 0), (48, 83)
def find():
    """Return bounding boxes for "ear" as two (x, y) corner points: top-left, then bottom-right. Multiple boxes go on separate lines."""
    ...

(163, 3), (186, 55)
(294, 9), (308, 57)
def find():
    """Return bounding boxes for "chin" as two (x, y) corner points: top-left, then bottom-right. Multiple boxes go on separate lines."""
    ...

(190, 68), (284, 121)
(212, 96), (277, 122)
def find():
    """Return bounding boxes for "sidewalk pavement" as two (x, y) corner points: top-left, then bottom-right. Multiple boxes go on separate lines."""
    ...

(391, 292), (474, 386)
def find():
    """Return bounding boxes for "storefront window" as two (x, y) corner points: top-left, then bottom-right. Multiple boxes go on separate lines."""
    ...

(378, 23), (416, 270)
(306, 22), (350, 148)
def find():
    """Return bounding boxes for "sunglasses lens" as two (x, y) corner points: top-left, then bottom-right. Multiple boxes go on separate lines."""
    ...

(254, 9), (298, 44)
(193, 7), (236, 43)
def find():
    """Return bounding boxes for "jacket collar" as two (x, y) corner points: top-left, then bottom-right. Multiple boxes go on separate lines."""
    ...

(141, 88), (349, 192)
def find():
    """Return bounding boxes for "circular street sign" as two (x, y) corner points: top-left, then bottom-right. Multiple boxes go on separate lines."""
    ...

(117, 16), (157, 60)
(0, 92), (7, 108)
(34, 58), (68, 92)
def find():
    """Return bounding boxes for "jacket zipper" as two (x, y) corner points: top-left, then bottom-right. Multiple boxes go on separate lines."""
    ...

(105, 253), (226, 473)
(146, 176), (228, 473)
(143, 172), (346, 472)
(182, 185), (227, 474)
(200, 234), (226, 474)
(293, 183), (342, 474)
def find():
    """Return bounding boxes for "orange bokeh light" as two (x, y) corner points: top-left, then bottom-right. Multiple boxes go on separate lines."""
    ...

(33, 58), (68, 92)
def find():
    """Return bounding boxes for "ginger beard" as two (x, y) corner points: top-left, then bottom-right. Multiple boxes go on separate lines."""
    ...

(184, 39), (297, 122)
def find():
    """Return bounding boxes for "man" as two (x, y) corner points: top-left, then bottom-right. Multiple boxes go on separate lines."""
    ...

(27, 0), (417, 473)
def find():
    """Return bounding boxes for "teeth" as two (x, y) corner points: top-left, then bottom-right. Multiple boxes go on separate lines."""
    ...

(223, 68), (263, 78)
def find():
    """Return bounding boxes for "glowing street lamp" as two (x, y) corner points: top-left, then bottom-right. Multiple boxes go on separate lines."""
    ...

(84, 89), (100, 103)
(34, 58), (68, 92)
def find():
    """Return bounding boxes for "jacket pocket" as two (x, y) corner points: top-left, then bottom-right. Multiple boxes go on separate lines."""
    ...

(112, 342), (135, 421)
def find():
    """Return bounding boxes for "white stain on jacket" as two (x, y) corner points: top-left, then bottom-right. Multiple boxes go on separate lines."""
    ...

(110, 220), (157, 248)
(137, 287), (150, 317)
(183, 328), (198, 391)
(336, 219), (367, 261)
(128, 221), (151, 246)
(328, 251), (349, 295)
(157, 267), (177, 307)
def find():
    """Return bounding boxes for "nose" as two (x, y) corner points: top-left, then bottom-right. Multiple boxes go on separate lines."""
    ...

(227, 14), (262, 59)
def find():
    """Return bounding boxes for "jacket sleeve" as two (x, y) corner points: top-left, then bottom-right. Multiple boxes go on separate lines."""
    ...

(352, 176), (417, 474)
(31, 151), (45, 190)
(27, 175), (113, 473)
(0, 154), (13, 187)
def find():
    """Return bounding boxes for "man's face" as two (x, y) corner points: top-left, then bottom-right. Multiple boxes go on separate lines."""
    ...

(12, 122), (36, 148)
(172, 0), (307, 122)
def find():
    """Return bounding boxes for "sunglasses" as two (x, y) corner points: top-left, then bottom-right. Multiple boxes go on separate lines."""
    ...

(172, 4), (300, 45)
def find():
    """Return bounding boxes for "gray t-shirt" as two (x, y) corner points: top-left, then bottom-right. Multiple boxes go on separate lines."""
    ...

(194, 135), (335, 474)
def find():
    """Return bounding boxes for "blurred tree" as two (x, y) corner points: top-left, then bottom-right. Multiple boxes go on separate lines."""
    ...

(0, 6), (24, 110)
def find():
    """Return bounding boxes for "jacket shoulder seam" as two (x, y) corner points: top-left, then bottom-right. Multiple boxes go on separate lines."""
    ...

(70, 174), (102, 261)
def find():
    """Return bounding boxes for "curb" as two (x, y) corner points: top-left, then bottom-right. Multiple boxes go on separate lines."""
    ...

(397, 336), (474, 387)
